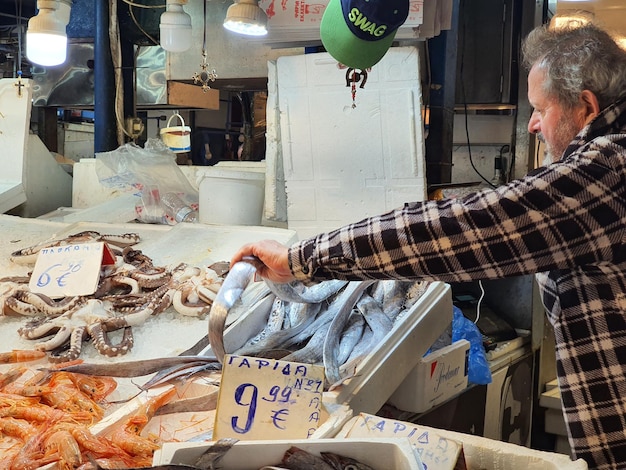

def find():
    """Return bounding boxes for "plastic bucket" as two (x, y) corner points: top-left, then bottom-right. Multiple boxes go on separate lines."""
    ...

(199, 169), (265, 225)
(160, 113), (191, 153)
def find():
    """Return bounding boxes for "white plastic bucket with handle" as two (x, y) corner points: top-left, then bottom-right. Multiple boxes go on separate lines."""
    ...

(160, 113), (191, 153)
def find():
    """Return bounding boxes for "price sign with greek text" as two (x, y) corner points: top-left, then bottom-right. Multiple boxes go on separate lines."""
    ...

(29, 242), (116, 298)
(214, 354), (325, 440)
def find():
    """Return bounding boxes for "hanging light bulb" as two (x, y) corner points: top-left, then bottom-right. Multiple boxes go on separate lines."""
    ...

(160, 0), (192, 52)
(223, 0), (268, 37)
(26, 0), (72, 67)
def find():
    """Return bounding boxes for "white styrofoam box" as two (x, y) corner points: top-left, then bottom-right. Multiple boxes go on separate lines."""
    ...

(0, 78), (31, 212)
(274, 47), (427, 239)
(339, 413), (464, 470)
(59, 121), (95, 161)
(324, 282), (452, 414)
(154, 438), (424, 469)
(388, 339), (470, 413)
(338, 414), (588, 470)
(198, 169), (265, 226)
(200, 281), (451, 416)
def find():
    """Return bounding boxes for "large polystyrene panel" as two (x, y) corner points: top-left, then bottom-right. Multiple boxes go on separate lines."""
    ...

(0, 78), (31, 212)
(275, 47), (427, 239)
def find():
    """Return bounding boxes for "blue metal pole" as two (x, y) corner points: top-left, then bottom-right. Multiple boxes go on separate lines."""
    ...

(94, 0), (117, 152)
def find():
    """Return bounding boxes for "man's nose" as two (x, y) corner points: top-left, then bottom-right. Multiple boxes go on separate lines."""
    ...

(528, 112), (540, 134)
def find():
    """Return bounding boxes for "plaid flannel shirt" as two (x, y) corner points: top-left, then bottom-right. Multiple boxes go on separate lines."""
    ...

(289, 97), (626, 469)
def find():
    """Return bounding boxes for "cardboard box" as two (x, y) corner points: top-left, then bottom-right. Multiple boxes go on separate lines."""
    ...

(167, 81), (219, 110)
(338, 413), (588, 470)
(388, 339), (470, 413)
(154, 437), (424, 469)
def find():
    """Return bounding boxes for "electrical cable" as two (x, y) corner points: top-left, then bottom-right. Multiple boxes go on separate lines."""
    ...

(120, 0), (165, 9)
(128, 4), (159, 46)
(13, 0), (22, 75)
(475, 279), (485, 324)
(459, 1), (496, 189)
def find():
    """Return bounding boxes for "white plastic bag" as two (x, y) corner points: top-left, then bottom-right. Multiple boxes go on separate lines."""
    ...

(95, 139), (198, 224)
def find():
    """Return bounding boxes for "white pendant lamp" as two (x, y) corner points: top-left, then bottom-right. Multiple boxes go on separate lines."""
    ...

(26, 0), (72, 67)
(223, 0), (268, 37)
(160, 0), (192, 52)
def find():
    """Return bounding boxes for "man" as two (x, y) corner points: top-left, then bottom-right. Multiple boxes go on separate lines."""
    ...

(231, 22), (626, 469)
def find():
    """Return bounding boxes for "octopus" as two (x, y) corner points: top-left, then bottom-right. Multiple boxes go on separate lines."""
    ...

(9, 230), (142, 265)
(3, 230), (227, 362)
(17, 298), (159, 363)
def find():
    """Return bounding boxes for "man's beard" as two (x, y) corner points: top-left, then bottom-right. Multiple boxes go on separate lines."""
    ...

(540, 115), (581, 164)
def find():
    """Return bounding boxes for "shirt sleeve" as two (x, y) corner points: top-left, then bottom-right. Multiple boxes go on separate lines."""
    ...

(288, 150), (626, 283)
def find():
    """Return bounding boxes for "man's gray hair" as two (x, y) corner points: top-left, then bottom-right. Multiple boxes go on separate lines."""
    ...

(522, 21), (626, 110)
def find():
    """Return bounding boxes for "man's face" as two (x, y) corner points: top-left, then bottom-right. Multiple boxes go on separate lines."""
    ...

(527, 64), (586, 163)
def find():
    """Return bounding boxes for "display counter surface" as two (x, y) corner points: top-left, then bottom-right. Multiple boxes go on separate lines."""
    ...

(0, 214), (297, 382)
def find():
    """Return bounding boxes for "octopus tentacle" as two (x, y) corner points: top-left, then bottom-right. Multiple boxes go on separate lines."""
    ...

(172, 288), (211, 317)
(34, 325), (72, 351)
(88, 324), (134, 357)
(48, 326), (86, 363)
(7, 291), (84, 316)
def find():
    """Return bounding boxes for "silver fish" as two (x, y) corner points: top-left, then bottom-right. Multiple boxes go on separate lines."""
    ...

(155, 388), (219, 416)
(234, 302), (321, 357)
(55, 355), (218, 377)
(357, 294), (394, 345)
(321, 451), (376, 470)
(279, 446), (335, 470)
(140, 361), (221, 390)
(266, 279), (349, 304)
(208, 260), (258, 363)
(281, 317), (332, 364)
(193, 437), (239, 469)
(323, 281), (375, 385)
(335, 310), (366, 365)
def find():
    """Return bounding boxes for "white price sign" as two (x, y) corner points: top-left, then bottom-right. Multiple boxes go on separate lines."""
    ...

(29, 241), (116, 298)
(214, 354), (325, 441)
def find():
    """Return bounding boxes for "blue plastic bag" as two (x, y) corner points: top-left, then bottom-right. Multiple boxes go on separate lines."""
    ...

(452, 305), (492, 385)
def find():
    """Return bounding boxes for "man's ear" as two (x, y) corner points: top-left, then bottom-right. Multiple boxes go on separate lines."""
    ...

(580, 90), (601, 124)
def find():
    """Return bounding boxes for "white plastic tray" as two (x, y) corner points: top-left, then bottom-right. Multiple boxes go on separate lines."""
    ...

(155, 437), (424, 469)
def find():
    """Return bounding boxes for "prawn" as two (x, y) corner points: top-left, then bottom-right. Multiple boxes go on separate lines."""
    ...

(0, 416), (39, 441)
(0, 349), (46, 364)
(109, 387), (177, 459)
(43, 428), (83, 470)
(42, 372), (104, 422)
(66, 373), (117, 402)
(0, 367), (28, 391)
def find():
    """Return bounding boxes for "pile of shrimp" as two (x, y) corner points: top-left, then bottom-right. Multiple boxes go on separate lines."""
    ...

(0, 350), (176, 470)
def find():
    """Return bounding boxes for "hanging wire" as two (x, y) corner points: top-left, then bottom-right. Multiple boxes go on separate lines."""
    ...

(120, 0), (165, 9)
(14, 0), (23, 75)
(459, 0), (496, 188)
(475, 279), (485, 324)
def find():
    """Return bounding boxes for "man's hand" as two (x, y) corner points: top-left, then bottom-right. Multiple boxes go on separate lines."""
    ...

(230, 239), (295, 284)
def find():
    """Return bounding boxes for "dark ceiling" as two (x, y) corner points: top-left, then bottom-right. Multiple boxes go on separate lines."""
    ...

(0, 0), (36, 28)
